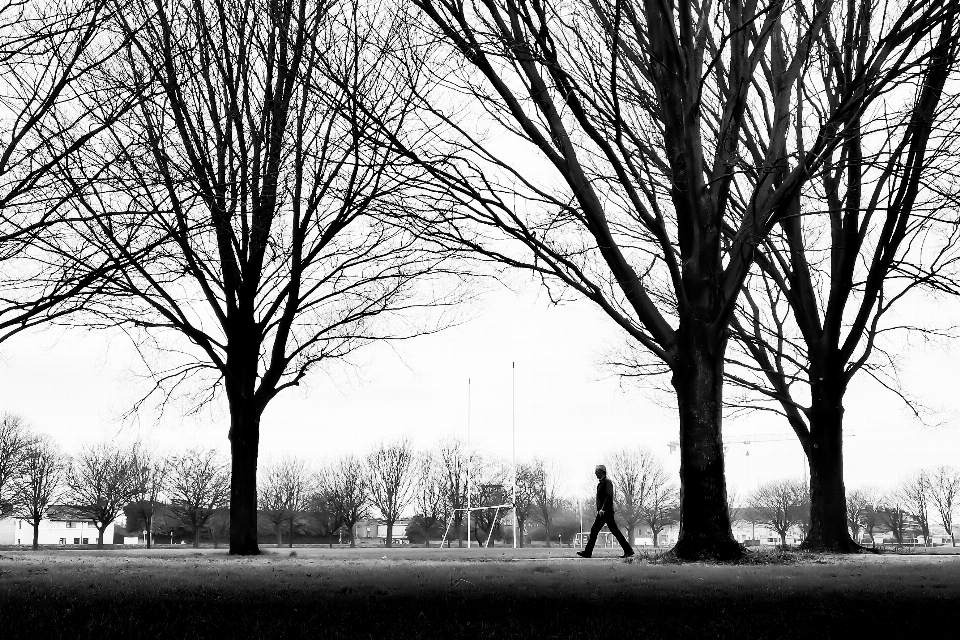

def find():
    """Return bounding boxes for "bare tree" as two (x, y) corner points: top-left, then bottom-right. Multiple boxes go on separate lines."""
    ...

(366, 438), (416, 548)
(727, 487), (744, 529)
(65, 0), (460, 556)
(166, 449), (230, 548)
(410, 451), (447, 547)
(437, 437), (469, 547)
(928, 466), (960, 546)
(128, 445), (168, 549)
(530, 459), (564, 548)
(512, 461), (538, 548)
(66, 441), (143, 548)
(725, 5), (960, 552)
(609, 447), (656, 543)
(317, 455), (368, 548)
(380, 0), (958, 559)
(897, 472), (932, 544)
(878, 493), (911, 544)
(640, 469), (680, 547)
(749, 479), (807, 547)
(861, 488), (883, 548)
(846, 488), (871, 544)
(0, 0), (142, 343)
(0, 412), (30, 503)
(10, 435), (65, 550)
(258, 457), (312, 548)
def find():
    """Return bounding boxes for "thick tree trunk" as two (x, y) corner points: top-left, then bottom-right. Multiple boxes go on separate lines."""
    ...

(671, 327), (742, 561)
(652, 530), (659, 547)
(97, 527), (105, 549)
(194, 526), (201, 548)
(386, 521), (393, 548)
(31, 520), (39, 550)
(454, 516), (462, 547)
(544, 524), (551, 547)
(288, 517), (295, 548)
(275, 522), (283, 547)
(517, 518), (524, 548)
(802, 374), (864, 552)
(229, 405), (261, 555)
(146, 513), (153, 549)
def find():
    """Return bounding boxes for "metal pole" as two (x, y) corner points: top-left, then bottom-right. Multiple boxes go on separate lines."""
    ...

(512, 362), (517, 550)
(467, 378), (471, 549)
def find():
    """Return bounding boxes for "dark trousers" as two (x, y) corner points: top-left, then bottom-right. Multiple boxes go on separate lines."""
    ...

(584, 511), (633, 555)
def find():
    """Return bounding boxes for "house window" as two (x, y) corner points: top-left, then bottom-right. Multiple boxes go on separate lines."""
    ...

(66, 521), (76, 528)
(59, 538), (67, 545)
(74, 538), (80, 545)
(82, 538), (89, 544)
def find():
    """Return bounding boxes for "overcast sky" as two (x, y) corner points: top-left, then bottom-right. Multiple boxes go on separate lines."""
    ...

(2, 276), (960, 499)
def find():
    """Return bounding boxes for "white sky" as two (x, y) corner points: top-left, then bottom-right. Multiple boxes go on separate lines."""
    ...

(1, 278), (960, 499)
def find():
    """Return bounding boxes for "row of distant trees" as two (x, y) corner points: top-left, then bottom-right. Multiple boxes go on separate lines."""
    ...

(844, 468), (960, 547)
(2, 410), (689, 550)
(740, 467), (960, 548)
(0, 412), (221, 549)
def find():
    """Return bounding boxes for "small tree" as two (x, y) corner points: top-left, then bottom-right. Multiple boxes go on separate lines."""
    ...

(258, 457), (312, 548)
(0, 413), (30, 503)
(878, 495), (911, 544)
(437, 438), (469, 547)
(928, 466), (960, 546)
(609, 447), (657, 543)
(641, 472), (680, 547)
(846, 489), (871, 544)
(750, 480), (806, 547)
(897, 473), (932, 544)
(128, 446), (167, 549)
(366, 438), (416, 548)
(67, 442), (143, 548)
(10, 435), (65, 550)
(411, 451), (447, 547)
(512, 462), (538, 548)
(318, 455), (368, 547)
(166, 449), (230, 548)
(530, 459), (564, 548)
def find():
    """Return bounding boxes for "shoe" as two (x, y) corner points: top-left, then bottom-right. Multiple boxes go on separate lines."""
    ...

(576, 551), (591, 558)
(621, 551), (635, 559)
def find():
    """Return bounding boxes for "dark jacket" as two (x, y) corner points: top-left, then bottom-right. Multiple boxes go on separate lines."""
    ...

(596, 477), (614, 512)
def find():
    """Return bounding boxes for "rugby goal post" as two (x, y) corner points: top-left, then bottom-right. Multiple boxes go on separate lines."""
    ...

(441, 504), (515, 548)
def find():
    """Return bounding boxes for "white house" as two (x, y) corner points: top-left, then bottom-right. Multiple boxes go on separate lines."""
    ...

(0, 506), (115, 546)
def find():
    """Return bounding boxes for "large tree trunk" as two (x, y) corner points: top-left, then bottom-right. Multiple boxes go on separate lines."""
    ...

(802, 371), (864, 552)
(288, 517), (295, 548)
(517, 518), (524, 548)
(228, 403), (261, 555)
(454, 515), (462, 548)
(671, 327), (742, 561)
(544, 523), (551, 547)
(194, 526), (201, 548)
(31, 520), (39, 550)
(97, 527), (105, 549)
(386, 521), (393, 548)
(275, 521), (283, 547)
(146, 513), (153, 549)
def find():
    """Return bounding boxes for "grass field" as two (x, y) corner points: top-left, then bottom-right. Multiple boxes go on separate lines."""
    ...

(1, 547), (958, 638)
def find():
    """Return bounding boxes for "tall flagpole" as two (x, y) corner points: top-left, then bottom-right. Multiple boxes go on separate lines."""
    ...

(512, 362), (517, 550)
(467, 378), (471, 549)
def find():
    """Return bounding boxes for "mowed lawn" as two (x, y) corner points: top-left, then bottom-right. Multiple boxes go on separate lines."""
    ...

(1, 547), (958, 639)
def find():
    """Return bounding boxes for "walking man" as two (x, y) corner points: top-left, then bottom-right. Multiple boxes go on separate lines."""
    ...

(577, 465), (635, 558)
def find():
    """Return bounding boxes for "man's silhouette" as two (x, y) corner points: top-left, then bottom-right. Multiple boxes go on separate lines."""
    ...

(577, 464), (635, 558)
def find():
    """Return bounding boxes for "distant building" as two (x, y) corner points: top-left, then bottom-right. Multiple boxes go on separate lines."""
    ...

(0, 506), (115, 546)
(353, 518), (412, 544)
